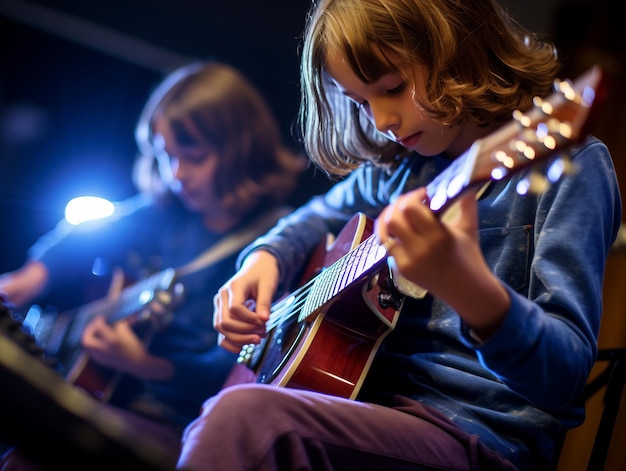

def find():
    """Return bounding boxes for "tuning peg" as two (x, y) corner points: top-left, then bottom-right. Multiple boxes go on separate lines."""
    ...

(238, 344), (255, 363)
(532, 96), (555, 116)
(516, 171), (551, 195)
(553, 78), (583, 104)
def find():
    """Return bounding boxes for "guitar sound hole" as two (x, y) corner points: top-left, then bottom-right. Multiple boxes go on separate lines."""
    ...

(256, 316), (309, 384)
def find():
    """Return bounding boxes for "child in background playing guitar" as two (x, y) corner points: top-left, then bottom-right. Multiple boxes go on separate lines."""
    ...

(0, 61), (306, 468)
(178, 1), (622, 470)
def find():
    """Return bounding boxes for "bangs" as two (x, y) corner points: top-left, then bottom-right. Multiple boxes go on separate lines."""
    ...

(320, 2), (401, 84)
(345, 42), (401, 84)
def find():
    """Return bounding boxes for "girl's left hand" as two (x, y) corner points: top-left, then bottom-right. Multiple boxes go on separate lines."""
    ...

(375, 186), (510, 338)
(375, 186), (482, 297)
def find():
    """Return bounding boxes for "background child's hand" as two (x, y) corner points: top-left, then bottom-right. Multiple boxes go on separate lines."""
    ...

(82, 316), (145, 371)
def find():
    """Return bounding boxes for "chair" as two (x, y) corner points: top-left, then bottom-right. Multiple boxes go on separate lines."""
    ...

(583, 348), (626, 470)
(554, 347), (626, 470)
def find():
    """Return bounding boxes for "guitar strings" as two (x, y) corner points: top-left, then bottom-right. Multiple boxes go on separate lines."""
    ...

(266, 278), (315, 331)
(264, 232), (385, 332)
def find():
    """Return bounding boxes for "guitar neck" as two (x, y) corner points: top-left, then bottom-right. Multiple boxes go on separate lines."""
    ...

(44, 268), (178, 354)
(88, 269), (177, 323)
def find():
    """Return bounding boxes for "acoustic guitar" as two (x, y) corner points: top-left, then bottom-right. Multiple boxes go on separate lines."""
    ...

(28, 205), (288, 401)
(226, 65), (607, 400)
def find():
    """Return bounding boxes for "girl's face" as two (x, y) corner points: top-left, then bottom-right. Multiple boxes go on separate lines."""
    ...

(152, 115), (220, 214)
(324, 50), (474, 159)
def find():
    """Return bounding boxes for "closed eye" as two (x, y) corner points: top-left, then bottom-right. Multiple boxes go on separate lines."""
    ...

(387, 82), (406, 95)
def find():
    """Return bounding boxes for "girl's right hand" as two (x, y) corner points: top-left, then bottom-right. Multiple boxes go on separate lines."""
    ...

(213, 249), (280, 353)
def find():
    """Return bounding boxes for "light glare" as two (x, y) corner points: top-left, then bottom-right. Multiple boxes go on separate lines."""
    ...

(64, 196), (115, 225)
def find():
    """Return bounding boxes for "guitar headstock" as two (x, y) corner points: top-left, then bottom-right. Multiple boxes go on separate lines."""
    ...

(427, 65), (606, 213)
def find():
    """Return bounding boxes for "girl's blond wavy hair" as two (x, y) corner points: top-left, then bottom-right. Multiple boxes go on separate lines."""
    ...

(298, 0), (561, 178)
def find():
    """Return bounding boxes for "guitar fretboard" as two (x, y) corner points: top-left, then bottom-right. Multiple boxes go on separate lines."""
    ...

(300, 234), (387, 321)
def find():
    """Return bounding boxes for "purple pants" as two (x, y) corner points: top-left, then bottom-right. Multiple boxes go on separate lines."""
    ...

(177, 384), (518, 471)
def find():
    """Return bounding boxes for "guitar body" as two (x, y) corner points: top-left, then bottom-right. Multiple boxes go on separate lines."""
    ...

(226, 214), (404, 399)
(65, 351), (121, 401)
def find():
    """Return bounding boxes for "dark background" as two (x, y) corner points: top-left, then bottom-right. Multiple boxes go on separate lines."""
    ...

(1, 0), (624, 280)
